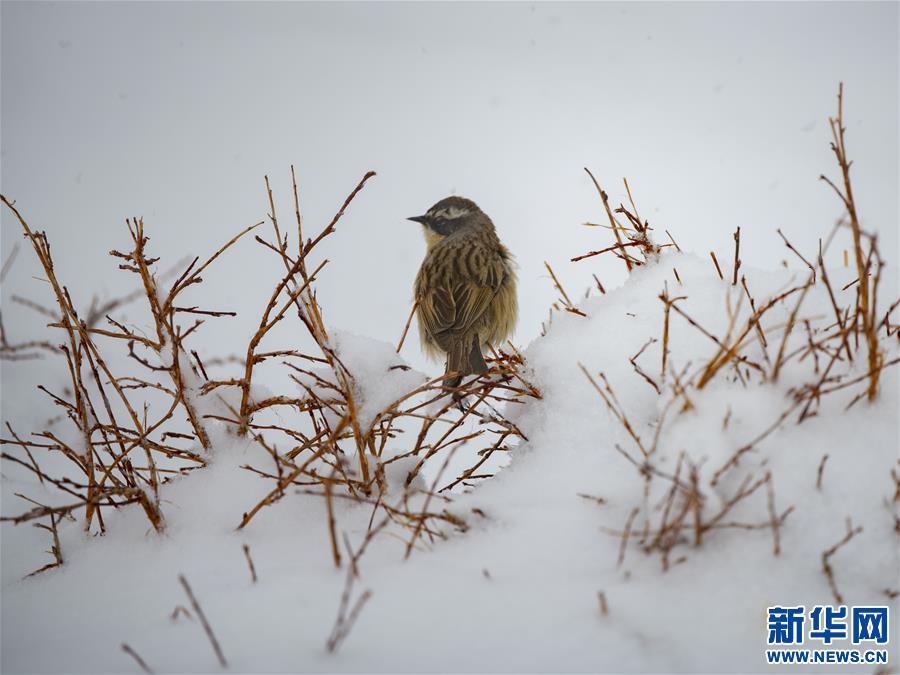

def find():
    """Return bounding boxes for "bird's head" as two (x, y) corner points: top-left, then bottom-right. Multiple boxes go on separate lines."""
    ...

(408, 196), (488, 248)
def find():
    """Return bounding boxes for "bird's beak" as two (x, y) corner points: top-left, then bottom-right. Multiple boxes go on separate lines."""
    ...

(407, 215), (428, 225)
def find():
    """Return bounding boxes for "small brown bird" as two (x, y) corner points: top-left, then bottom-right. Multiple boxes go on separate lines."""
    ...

(409, 196), (517, 390)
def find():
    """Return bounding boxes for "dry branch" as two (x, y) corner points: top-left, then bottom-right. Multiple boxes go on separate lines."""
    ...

(178, 574), (227, 668)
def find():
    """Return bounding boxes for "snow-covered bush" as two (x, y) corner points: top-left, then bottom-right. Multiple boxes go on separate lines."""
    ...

(1, 88), (897, 673)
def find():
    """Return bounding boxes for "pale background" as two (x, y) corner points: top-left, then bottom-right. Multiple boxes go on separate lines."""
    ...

(1, 5), (899, 672)
(2, 0), (897, 375)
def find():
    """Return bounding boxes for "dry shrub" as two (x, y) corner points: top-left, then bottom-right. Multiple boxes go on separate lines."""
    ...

(0, 168), (541, 583)
(2, 85), (895, 654)
(572, 85), (898, 595)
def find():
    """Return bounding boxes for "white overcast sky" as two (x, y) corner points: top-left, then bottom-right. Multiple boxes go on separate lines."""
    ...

(2, 1), (897, 373)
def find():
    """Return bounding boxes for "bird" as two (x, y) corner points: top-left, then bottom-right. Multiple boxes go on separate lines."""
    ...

(408, 196), (517, 393)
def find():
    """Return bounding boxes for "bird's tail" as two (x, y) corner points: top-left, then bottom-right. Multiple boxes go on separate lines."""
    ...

(444, 335), (488, 390)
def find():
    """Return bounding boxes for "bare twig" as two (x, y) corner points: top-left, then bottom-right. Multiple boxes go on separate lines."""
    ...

(821, 518), (863, 604)
(121, 643), (154, 675)
(242, 544), (258, 583)
(178, 574), (227, 668)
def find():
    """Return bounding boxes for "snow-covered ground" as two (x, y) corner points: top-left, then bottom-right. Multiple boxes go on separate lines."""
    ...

(2, 3), (898, 673)
(2, 243), (897, 672)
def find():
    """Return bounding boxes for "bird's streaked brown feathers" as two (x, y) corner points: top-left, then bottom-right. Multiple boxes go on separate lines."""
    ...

(411, 197), (517, 389)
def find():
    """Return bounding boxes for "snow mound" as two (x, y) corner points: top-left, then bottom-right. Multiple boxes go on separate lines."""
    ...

(2, 253), (898, 673)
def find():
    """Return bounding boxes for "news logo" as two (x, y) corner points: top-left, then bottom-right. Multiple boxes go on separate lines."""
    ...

(766, 605), (889, 665)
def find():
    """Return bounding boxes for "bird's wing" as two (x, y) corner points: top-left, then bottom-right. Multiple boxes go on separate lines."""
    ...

(421, 280), (499, 343)
(418, 254), (503, 344)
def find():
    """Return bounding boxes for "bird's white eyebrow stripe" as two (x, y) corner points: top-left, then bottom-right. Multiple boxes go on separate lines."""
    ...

(428, 206), (471, 220)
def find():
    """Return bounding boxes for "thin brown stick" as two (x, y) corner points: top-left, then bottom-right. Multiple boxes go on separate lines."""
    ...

(545, 261), (578, 310)
(617, 507), (640, 568)
(822, 83), (880, 399)
(777, 228), (816, 281)
(597, 591), (609, 616)
(178, 574), (227, 668)
(326, 536), (374, 653)
(765, 472), (782, 556)
(242, 544), (258, 583)
(710, 251), (724, 280)
(324, 471), (342, 568)
(583, 168), (635, 272)
(816, 454), (829, 490)
(121, 643), (153, 675)
(395, 300), (419, 353)
(731, 226), (741, 285)
(821, 518), (863, 604)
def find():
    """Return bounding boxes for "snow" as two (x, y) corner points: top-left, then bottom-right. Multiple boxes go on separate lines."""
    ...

(316, 330), (428, 433)
(2, 246), (897, 673)
(3, 4), (898, 670)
